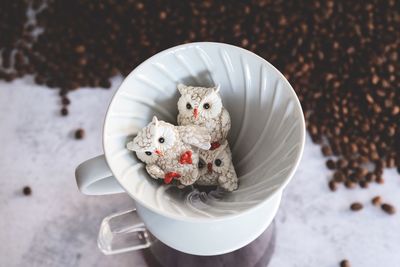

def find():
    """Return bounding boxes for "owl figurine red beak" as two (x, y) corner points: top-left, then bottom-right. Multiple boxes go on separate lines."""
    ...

(207, 162), (213, 173)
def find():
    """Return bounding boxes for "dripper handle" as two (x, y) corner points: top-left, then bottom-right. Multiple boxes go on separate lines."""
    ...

(75, 154), (125, 195)
(98, 209), (153, 255)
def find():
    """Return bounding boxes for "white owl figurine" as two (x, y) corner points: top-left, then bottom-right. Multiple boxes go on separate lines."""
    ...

(177, 84), (231, 150)
(197, 141), (238, 192)
(127, 116), (211, 186)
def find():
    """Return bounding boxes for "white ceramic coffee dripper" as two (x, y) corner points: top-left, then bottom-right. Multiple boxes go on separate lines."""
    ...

(75, 42), (305, 256)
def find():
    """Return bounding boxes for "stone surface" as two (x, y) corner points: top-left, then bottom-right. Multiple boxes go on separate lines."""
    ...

(0, 77), (399, 267)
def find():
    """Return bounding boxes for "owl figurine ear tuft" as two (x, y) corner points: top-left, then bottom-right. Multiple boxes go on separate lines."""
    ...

(151, 116), (159, 125)
(214, 84), (221, 93)
(177, 83), (188, 95)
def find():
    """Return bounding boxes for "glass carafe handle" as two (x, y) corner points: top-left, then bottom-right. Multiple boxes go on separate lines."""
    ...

(98, 209), (153, 255)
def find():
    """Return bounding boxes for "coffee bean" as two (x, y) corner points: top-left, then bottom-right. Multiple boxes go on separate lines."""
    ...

(365, 173), (376, 183)
(62, 97), (70, 106)
(326, 159), (336, 170)
(321, 145), (333, 157)
(375, 160), (385, 171)
(337, 159), (348, 169)
(386, 157), (395, 168)
(358, 156), (369, 164)
(381, 203), (396, 215)
(74, 45), (86, 54)
(333, 171), (345, 183)
(99, 79), (111, 88)
(348, 160), (358, 169)
(61, 107), (68, 116)
(340, 259), (350, 267)
(34, 75), (45, 85)
(75, 128), (85, 140)
(344, 180), (356, 189)
(355, 167), (368, 179)
(350, 202), (363, 211)
(359, 180), (368, 189)
(348, 172), (358, 183)
(328, 180), (337, 192)
(159, 11), (167, 20)
(374, 169), (383, 176)
(23, 186), (32, 196)
(376, 176), (384, 184)
(372, 196), (381, 206)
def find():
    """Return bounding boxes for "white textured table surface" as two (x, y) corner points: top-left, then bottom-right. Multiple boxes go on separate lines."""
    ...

(1, 77), (399, 267)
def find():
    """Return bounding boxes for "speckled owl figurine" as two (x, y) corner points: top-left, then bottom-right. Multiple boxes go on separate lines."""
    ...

(177, 84), (231, 150)
(177, 84), (238, 191)
(127, 116), (211, 185)
(197, 141), (238, 191)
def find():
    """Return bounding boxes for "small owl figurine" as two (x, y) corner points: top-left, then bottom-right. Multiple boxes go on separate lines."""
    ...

(127, 116), (211, 185)
(197, 141), (238, 191)
(177, 84), (231, 150)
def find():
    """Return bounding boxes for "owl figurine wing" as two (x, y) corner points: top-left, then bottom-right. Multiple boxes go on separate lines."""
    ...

(146, 164), (165, 179)
(177, 125), (211, 150)
(218, 164), (238, 191)
(220, 107), (231, 140)
(216, 145), (238, 191)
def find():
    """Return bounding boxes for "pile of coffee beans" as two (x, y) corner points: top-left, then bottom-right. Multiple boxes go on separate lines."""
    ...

(0, 1), (32, 81)
(1, 1), (399, 186)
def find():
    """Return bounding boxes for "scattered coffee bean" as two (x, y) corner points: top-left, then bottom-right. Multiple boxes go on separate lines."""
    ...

(340, 259), (350, 267)
(22, 186), (32, 196)
(62, 97), (71, 106)
(371, 196), (381, 206)
(61, 107), (68, 116)
(328, 180), (337, 192)
(75, 129), (85, 140)
(381, 203), (396, 215)
(350, 202), (363, 211)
